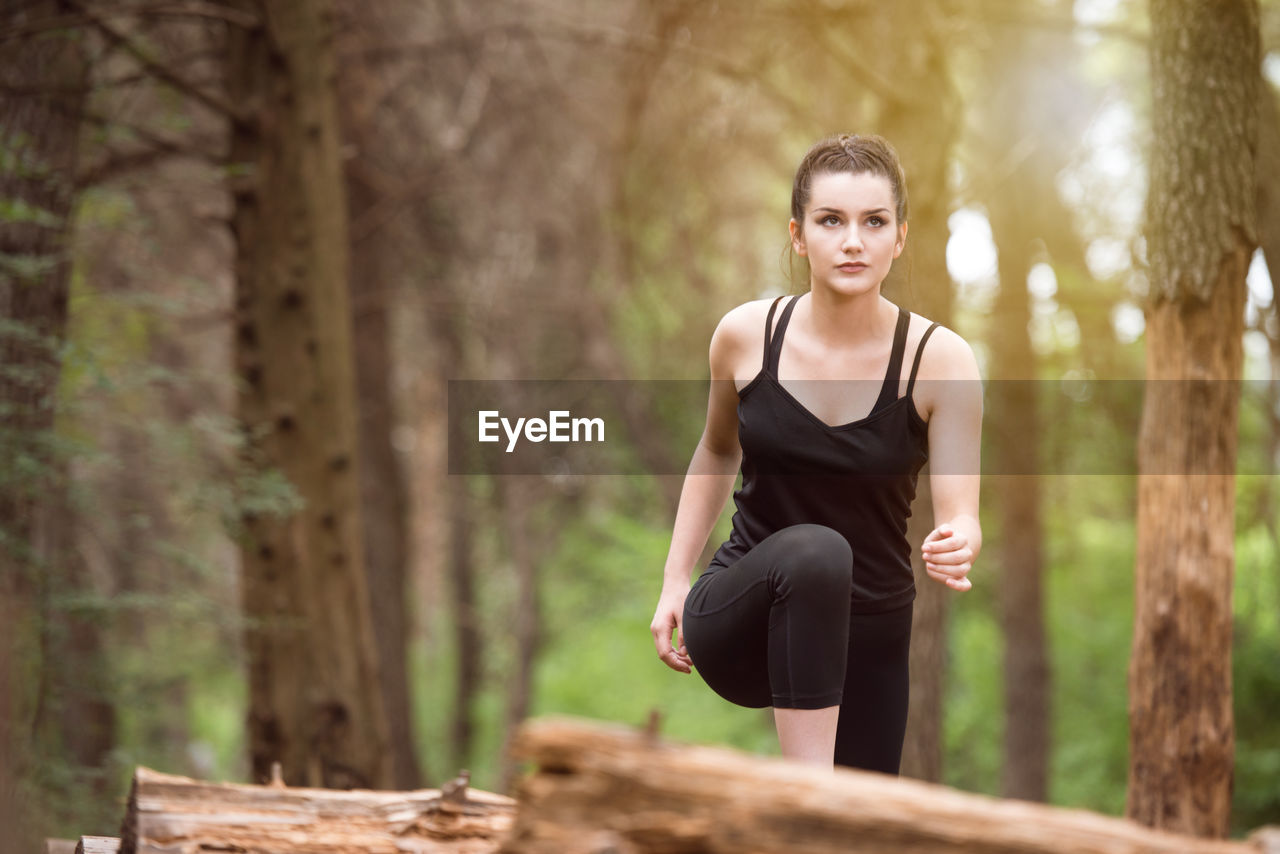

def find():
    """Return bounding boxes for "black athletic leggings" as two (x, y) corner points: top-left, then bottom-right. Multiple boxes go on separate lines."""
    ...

(682, 524), (913, 774)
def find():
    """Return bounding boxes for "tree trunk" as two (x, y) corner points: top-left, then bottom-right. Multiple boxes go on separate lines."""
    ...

(498, 474), (541, 793)
(985, 267), (1048, 803)
(1254, 84), (1280, 280)
(1127, 0), (1259, 836)
(987, 174), (1049, 804)
(447, 469), (481, 776)
(1253, 82), (1280, 568)
(338, 4), (424, 790)
(0, 0), (84, 669)
(0, 0), (113, 817)
(422, 266), (483, 778)
(226, 0), (390, 789)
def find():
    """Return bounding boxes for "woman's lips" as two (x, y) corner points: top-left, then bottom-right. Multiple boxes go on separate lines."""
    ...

(837, 262), (868, 272)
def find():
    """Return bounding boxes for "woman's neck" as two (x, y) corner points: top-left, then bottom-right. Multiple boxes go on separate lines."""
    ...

(800, 287), (895, 348)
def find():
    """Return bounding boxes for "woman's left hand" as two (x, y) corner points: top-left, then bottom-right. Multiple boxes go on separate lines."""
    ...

(921, 523), (973, 591)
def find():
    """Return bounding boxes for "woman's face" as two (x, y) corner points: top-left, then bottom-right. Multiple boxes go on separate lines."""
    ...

(789, 170), (906, 299)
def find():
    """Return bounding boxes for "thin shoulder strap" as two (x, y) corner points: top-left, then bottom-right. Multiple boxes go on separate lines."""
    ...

(760, 295), (785, 372)
(871, 306), (911, 412)
(906, 322), (941, 397)
(764, 294), (801, 375)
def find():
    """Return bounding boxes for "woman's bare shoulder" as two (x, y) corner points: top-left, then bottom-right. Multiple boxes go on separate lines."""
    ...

(710, 297), (781, 351)
(909, 317), (980, 382)
(709, 297), (783, 380)
(719, 297), (780, 335)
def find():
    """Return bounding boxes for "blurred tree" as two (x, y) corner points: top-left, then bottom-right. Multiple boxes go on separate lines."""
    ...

(985, 191), (1048, 802)
(336, 0), (425, 790)
(974, 0), (1098, 800)
(1255, 78), (1280, 560)
(442, 350), (482, 777)
(225, 0), (390, 788)
(1128, 0), (1260, 837)
(0, 0), (116, 821)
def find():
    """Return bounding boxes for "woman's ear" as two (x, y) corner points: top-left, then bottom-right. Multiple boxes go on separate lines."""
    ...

(893, 221), (908, 258)
(789, 218), (807, 257)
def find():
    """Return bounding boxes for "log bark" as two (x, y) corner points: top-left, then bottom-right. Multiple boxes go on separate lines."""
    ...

(503, 717), (1267, 854)
(118, 767), (515, 854)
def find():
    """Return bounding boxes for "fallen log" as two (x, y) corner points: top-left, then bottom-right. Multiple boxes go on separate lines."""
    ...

(502, 716), (1275, 854)
(73, 838), (119, 854)
(119, 767), (515, 854)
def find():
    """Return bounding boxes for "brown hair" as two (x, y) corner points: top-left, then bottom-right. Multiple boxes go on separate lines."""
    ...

(790, 133), (909, 231)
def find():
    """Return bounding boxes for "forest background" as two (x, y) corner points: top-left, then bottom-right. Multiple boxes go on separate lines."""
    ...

(2, 0), (1279, 845)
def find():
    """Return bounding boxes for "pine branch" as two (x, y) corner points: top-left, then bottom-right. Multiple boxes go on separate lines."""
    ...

(66, 0), (249, 126)
(0, 61), (223, 98)
(525, 19), (813, 130)
(76, 142), (222, 189)
(74, 108), (225, 188)
(0, 1), (258, 43)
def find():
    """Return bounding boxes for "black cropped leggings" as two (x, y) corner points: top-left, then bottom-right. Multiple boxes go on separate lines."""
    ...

(682, 524), (913, 774)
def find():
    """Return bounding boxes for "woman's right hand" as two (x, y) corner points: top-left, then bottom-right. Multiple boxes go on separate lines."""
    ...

(650, 585), (693, 673)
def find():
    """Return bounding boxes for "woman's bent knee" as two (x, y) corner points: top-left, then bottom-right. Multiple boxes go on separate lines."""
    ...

(768, 524), (852, 596)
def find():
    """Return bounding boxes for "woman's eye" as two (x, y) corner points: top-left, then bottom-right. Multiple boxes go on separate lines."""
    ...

(867, 216), (885, 227)
(821, 215), (840, 226)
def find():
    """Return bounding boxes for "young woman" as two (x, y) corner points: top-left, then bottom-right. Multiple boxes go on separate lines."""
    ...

(649, 134), (982, 772)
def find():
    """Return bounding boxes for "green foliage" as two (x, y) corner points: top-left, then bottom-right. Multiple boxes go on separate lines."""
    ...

(943, 588), (1004, 795)
(533, 500), (777, 756)
(4, 174), (264, 840)
(1043, 481), (1134, 815)
(1232, 511), (1280, 834)
(0, 197), (63, 228)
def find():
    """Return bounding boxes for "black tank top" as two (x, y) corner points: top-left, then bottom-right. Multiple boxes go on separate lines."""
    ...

(708, 294), (940, 613)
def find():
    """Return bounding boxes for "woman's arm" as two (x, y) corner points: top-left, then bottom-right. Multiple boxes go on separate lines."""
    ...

(916, 327), (983, 591)
(650, 308), (754, 673)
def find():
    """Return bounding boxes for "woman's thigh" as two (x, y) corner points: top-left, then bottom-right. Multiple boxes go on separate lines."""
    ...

(682, 524), (853, 710)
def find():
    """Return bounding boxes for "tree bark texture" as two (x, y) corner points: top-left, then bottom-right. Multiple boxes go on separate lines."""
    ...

(503, 717), (1266, 854)
(0, 0), (116, 815)
(226, 0), (391, 789)
(1256, 86), (1280, 294)
(337, 2), (424, 791)
(1128, 0), (1260, 836)
(1254, 83), (1280, 567)
(118, 766), (514, 854)
(874, 1), (961, 783)
(0, 0), (85, 667)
